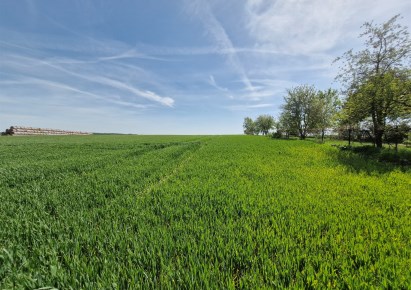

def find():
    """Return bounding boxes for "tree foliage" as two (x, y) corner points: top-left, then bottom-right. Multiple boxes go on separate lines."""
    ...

(312, 89), (341, 141)
(335, 15), (411, 147)
(243, 117), (257, 135)
(384, 121), (410, 151)
(243, 115), (275, 136)
(281, 85), (318, 139)
(255, 115), (275, 136)
(277, 112), (295, 138)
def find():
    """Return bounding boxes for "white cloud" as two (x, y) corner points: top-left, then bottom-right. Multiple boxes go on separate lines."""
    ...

(0, 77), (150, 110)
(1, 47), (175, 108)
(184, 0), (255, 94)
(209, 74), (229, 91)
(67, 74), (175, 107)
(97, 48), (170, 62)
(245, 0), (411, 55)
(227, 103), (274, 111)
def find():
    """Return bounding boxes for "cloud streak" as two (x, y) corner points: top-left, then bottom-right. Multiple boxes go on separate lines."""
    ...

(0, 77), (150, 109)
(97, 48), (171, 62)
(1, 45), (175, 108)
(226, 103), (274, 111)
(184, 0), (255, 94)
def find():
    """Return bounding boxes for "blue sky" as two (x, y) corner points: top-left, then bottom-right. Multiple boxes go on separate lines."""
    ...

(1, 0), (410, 134)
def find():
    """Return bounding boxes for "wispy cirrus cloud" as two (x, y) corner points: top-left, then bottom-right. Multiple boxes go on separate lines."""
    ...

(97, 49), (169, 62)
(0, 38), (175, 108)
(183, 0), (255, 94)
(226, 103), (275, 111)
(208, 75), (234, 99)
(88, 76), (174, 107)
(245, 0), (411, 55)
(0, 77), (150, 109)
(130, 44), (282, 57)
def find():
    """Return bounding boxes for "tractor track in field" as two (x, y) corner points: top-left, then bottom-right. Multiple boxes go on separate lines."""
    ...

(139, 141), (205, 196)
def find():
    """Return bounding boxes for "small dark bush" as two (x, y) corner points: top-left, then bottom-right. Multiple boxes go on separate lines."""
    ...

(271, 131), (282, 139)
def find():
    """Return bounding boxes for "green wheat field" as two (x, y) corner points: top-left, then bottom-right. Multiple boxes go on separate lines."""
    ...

(1, 135), (410, 289)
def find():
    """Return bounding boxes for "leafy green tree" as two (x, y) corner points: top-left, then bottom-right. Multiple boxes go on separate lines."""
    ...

(281, 85), (317, 139)
(335, 15), (411, 147)
(384, 122), (410, 151)
(277, 112), (294, 138)
(312, 89), (340, 142)
(243, 117), (257, 135)
(255, 115), (275, 136)
(344, 71), (411, 144)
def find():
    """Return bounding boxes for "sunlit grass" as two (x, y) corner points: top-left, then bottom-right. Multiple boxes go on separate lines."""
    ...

(0, 135), (410, 288)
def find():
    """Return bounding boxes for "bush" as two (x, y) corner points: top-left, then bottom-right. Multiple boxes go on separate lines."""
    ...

(271, 131), (282, 139)
(384, 123), (410, 146)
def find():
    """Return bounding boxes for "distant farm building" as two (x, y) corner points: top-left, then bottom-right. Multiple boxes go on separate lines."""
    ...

(1, 126), (91, 136)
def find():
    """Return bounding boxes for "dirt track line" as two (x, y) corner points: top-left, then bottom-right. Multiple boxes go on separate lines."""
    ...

(139, 144), (203, 196)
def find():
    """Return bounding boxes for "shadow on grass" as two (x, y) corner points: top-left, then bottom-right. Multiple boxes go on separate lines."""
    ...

(271, 137), (301, 141)
(332, 145), (410, 174)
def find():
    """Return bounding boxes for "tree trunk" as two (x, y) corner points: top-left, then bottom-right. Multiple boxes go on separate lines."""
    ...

(348, 127), (352, 146)
(321, 129), (325, 143)
(375, 129), (384, 148)
(372, 103), (386, 148)
(374, 112), (384, 148)
(395, 125), (399, 153)
(300, 133), (306, 140)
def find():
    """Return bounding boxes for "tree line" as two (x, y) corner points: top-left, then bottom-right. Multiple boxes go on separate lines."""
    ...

(244, 15), (411, 148)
